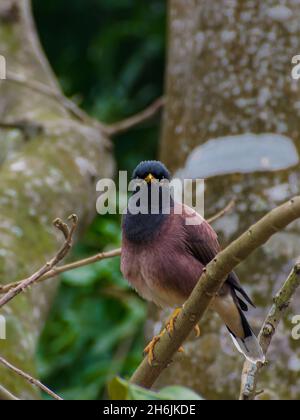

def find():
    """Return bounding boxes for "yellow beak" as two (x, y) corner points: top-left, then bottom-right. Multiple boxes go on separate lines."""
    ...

(144, 173), (156, 183)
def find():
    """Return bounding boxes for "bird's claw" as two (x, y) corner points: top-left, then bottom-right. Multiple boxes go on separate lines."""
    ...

(144, 330), (165, 366)
(166, 308), (182, 336)
(166, 308), (201, 338)
(194, 324), (201, 337)
(144, 310), (200, 366)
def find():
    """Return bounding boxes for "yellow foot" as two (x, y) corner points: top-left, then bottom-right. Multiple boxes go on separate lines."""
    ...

(165, 308), (201, 338)
(144, 311), (201, 365)
(144, 329), (165, 366)
(166, 308), (182, 335)
(194, 324), (201, 337)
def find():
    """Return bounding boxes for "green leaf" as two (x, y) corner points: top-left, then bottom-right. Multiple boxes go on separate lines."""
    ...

(108, 377), (203, 400)
(108, 377), (131, 400)
(157, 386), (203, 400)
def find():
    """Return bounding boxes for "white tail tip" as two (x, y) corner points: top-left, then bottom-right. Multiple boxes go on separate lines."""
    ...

(230, 333), (265, 364)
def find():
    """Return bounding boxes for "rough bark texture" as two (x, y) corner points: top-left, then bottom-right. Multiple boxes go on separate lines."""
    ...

(155, 0), (300, 400)
(0, 0), (114, 399)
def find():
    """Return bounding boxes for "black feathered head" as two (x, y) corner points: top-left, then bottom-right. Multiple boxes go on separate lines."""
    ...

(132, 160), (171, 183)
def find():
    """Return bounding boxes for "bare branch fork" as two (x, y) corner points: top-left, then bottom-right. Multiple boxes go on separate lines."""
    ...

(0, 119), (44, 139)
(0, 214), (78, 309)
(103, 97), (165, 137)
(0, 248), (122, 294)
(0, 357), (63, 401)
(239, 260), (300, 400)
(5, 72), (164, 137)
(0, 215), (78, 400)
(130, 196), (300, 389)
(5, 72), (94, 126)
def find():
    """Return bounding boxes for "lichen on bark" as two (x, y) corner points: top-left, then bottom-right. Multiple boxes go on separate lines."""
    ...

(156, 0), (300, 400)
(0, 0), (115, 399)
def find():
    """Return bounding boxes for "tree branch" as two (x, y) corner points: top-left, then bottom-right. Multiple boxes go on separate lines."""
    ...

(0, 200), (236, 295)
(5, 72), (108, 133)
(207, 199), (235, 224)
(130, 196), (300, 389)
(0, 199), (234, 295)
(0, 0), (115, 397)
(0, 214), (78, 309)
(0, 248), (121, 294)
(0, 384), (19, 400)
(0, 119), (44, 140)
(0, 357), (63, 400)
(5, 72), (91, 123)
(104, 97), (165, 137)
(239, 260), (300, 400)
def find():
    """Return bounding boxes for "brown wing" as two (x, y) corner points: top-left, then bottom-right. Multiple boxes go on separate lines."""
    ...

(179, 204), (254, 309)
(178, 205), (263, 362)
(180, 204), (220, 265)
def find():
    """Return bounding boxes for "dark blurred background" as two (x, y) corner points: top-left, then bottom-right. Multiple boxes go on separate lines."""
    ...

(32, 0), (166, 400)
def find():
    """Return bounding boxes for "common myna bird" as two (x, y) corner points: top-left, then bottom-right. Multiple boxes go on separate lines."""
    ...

(121, 160), (265, 365)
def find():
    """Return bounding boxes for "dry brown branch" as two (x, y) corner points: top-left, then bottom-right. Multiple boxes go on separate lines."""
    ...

(207, 199), (235, 224)
(0, 357), (63, 400)
(0, 248), (121, 294)
(0, 215), (78, 308)
(5, 72), (109, 134)
(6, 71), (91, 123)
(0, 119), (44, 139)
(130, 196), (300, 389)
(6, 71), (88, 122)
(239, 260), (300, 400)
(104, 97), (165, 137)
(8, 68), (159, 145)
(0, 201), (233, 295)
(0, 384), (19, 400)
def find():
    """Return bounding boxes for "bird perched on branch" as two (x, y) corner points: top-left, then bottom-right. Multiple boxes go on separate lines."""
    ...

(121, 160), (265, 365)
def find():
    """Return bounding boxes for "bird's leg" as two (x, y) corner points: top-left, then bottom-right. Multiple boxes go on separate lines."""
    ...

(144, 308), (201, 366)
(144, 327), (185, 365)
(166, 307), (182, 335)
(144, 328), (166, 365)
(194, 324), (201, 337)
(166, 307), (201, 337)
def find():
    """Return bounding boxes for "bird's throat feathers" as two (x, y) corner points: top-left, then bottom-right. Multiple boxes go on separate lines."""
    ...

(123, 187), (174, 244)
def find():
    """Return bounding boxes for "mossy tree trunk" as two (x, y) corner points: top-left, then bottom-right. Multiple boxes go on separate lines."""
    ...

(0, 0), (114, 399)
(156, 0), (300, 400)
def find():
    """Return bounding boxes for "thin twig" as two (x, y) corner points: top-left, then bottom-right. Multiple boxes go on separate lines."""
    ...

(207, 199), (235, 224)
(6, 71), (87, 122)
(130, 196), (300, 389)
(0, 201), (234, 294)
(0, 357), (63, 400)
(0, 248), (121, 294)
(0, 214), (78, 308)
(0, 119), (44, 139)
(4, 73), (164, 138)
(5, 72), (108, 133)
(0, 384), (20, 400)
(239, 261), (300, 400)
(104, 97), (165, 137)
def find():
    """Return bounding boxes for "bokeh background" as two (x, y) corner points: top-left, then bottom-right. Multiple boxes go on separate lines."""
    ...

(32, 0), (166, 400)
(1, 0), (300, 401)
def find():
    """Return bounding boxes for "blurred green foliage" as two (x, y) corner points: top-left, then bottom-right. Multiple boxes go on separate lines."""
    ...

(108, 377), (203, 400)
(33, 0), (166, 399)
(33, 0), (166, 172)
